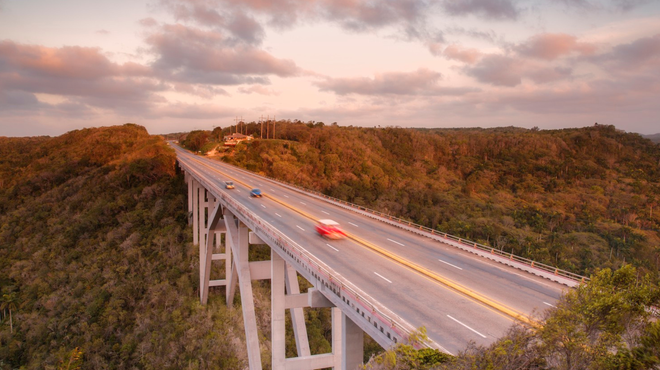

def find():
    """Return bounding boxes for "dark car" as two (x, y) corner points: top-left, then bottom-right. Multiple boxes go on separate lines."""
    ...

(250, 188), (263, 198)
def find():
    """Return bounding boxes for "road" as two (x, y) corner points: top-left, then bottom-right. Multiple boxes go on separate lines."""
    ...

(174, 145), (568, 354)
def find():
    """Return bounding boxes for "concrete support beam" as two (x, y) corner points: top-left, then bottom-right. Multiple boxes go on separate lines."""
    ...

(186, 172), (192, 225)
(342, 314), (364, 370)
(209, 279), (226, 287)
(308, 288), (335, 308)
(201, 199), (222, 304)
(285, 354), (336, 370)
(285, 293), (310, 309)
(332, 307), (343, 368)
(249, 231), (265, 245)
(224, 209), (238, 306)
(249, 261), (272, 280)
(271, 250), (286, 370)
(286, 263), (311, 358)
(192, 180), (199, 245)
(225, 212), (262, 370)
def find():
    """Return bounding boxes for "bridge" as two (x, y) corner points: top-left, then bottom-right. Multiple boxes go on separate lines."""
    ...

(173, 144), (585, 370)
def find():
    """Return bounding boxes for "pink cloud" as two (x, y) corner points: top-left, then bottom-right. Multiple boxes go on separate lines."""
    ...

(314, 68), (478, 96)
(463, 55), (573, 86)
(237, 85), (280, 95)
(516, 33), (596, 60)
(597, 33), (660, 72)
(442, 44), (483, 64)
(145, 23), (300, 85)
(0, 41), (163, 115)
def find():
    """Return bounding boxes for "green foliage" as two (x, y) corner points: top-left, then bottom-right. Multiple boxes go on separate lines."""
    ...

(0, 125), (245, 369)
(363, 328), (453, 370)
(181, 130), (211, 153)
(433, 265), (660, 370)
(219, 122), (660, 278)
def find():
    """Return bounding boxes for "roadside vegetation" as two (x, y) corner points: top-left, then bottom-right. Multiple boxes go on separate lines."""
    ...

(2, 122), (659, 369)
(186, 122), (660, 279)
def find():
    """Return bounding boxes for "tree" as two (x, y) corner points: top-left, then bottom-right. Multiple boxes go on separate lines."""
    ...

(1, 292), (18, 334)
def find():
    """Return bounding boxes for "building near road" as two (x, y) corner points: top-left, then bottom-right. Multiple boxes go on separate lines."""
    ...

(223, 133), (254, 146)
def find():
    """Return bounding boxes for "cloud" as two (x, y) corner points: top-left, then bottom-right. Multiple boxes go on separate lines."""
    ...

(237, 85), (280, 95)
(552, 0), (652, 12)
(442, 44), (483, 63)
(0, 40), (164, 116)
(516, 33), (596, 60)
(596, 33), (660, 72)
(441, 0), (520, 20)
(144, 23), (300, 85)
(96, 29), (111, 35)
(612, 0), (652, 11)
(152, 102), (237, 119)
(463, 55), (573, 86)
(313, 68), (477, 96)
(463, 55), (522, 86)
(159, 0), (265, 44)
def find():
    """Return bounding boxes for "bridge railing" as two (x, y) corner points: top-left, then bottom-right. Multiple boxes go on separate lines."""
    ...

(180, 159), (431, 349)
(221, 161), (589, 284)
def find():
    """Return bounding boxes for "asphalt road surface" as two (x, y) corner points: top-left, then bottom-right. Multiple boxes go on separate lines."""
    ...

(174, 145), (568, 355)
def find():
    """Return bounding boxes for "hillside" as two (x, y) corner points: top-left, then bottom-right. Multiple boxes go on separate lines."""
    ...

(2, 123), (658, 369)
(0, 125), (252, 369)
(192, 122), (660, 278)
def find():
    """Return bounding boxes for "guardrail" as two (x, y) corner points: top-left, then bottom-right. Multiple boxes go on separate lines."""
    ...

(215, 158), (589, 285)
(179, 158), (434, 350)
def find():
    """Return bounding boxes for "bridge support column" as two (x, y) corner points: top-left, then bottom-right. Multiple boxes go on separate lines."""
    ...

(192, 179), (199, 245)
(186, 172), (192, 225)
(181, 173), (366, 370)
(342, 313), (364, 370)
(225, 211), (263, 370)
(285, 264), (311, 358)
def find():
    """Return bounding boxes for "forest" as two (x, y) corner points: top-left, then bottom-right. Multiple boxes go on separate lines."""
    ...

(1, 123), (659, 369)
(184, 121), (660, 279)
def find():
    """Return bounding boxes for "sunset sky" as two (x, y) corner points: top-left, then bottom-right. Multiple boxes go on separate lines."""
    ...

(1, 0), (659, 136)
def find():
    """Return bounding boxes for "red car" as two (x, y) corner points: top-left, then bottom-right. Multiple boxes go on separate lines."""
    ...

(315, 219), (346, 239)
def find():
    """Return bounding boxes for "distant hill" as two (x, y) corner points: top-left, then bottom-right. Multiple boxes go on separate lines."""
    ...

(191, 122), (660, 278)
(644, 133), (660, 143)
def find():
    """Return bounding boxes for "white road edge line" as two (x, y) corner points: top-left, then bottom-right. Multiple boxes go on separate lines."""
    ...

(348, 222), (359, 227)
(543, 302), (556, 308)
(373, 272), (392, 283)
(387, 238), (405, 246)
(275, 213), (282, 218)
(326, 243), (339, 252)
(296, 225), (305, 231)
(447, 315), (486, 338)
(438, 259), (463, 270)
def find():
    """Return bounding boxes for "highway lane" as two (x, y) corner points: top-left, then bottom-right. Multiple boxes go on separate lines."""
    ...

(174, 146), (568, 353)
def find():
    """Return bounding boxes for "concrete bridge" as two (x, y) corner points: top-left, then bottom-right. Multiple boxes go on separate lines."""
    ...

(174, 144), (585, 370)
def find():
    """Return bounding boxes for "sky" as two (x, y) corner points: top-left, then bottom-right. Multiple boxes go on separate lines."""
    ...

(0, 0), (659, 137)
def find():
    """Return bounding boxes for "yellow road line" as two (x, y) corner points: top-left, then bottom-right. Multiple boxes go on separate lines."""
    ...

(185, 153), (538, 327)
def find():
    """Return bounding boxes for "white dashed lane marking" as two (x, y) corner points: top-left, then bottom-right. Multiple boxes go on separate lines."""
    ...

(438, 259), (463, 270)
(447, 315), (486, 338)
(387, 238), (405, 246)
(374, 272), (392, 283)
